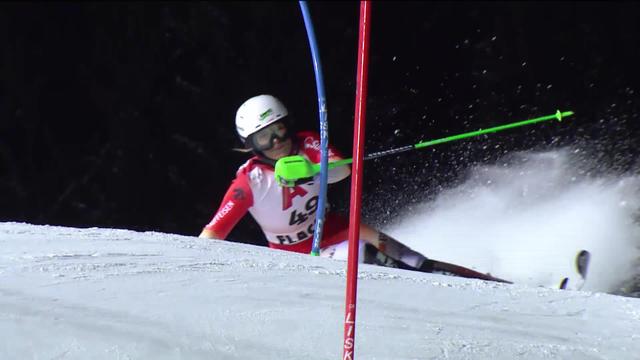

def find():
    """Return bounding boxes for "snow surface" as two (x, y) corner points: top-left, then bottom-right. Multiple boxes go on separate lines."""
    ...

(2, 221), (640, 360)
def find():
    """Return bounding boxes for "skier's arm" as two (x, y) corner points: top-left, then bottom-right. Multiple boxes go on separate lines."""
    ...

(300, 132), (351, 183)
(326, 152), (351, 184)
(199, 175), (253, 240)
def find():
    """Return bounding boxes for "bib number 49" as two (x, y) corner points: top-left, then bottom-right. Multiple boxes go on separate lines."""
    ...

(288, 196), (318, 226)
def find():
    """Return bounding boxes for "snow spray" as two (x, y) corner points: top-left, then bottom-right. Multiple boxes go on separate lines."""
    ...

(385, 148), (640, 294)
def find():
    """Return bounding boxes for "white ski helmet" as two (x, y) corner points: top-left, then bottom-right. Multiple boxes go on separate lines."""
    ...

(235, 94), (289, 143)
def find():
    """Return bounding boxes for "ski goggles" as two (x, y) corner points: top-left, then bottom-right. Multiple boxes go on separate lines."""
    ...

(248, 121), (290, 151)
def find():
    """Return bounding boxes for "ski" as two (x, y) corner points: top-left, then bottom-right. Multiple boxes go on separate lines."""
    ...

(576, 249), (590, 280)
(558, 249), (591, 290)
(425, 250), (590, 288)
(429, 260), (513, 284)
(367, 244), (514, 284)
(559, 277), (569, 290)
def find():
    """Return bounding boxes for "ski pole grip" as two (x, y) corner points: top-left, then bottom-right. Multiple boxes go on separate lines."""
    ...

(274, 155), (317, 187)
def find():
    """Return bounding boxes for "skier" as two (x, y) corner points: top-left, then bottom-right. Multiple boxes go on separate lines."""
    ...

(199, 94), (508, 281)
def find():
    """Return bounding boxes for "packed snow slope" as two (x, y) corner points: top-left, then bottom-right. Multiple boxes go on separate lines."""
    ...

(1, 222), (640, 360)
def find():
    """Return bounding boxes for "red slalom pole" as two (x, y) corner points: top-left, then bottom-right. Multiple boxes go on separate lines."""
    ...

(343, 2), (371, 360)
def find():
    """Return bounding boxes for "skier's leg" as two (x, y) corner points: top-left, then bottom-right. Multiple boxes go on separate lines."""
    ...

(320, 217), (510, 282)
(319, 214), (430, 271)
(319, 237), (415, 270)
(319, 213), (501, 277)
(358, 226), (511, 282)
(360, 240), (511, 282)
(357, 224), (432, 271)
(319, 239), (366, 263)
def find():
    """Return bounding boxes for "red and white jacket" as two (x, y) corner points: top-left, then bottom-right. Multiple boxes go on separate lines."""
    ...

(204, 131), (351, 253)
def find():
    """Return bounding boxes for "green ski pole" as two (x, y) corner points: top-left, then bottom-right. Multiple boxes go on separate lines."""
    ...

(275, 110), (574, 186)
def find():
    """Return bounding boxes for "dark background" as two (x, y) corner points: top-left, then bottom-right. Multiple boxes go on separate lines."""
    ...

(2, 2), (639, 246)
